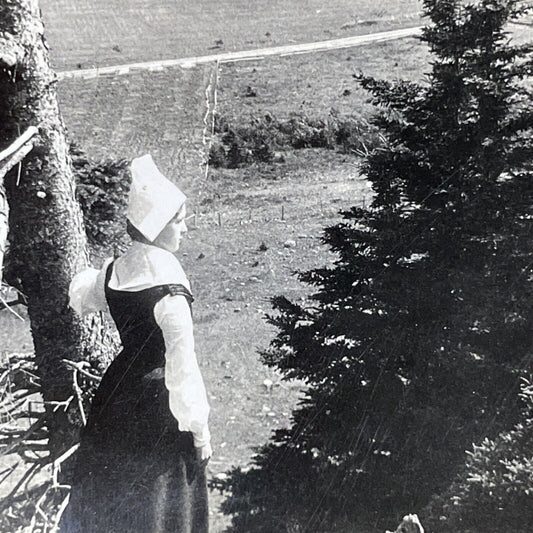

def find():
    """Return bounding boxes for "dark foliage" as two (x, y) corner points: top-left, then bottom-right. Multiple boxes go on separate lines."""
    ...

(426, 378), (533, 532)
(209, 112), (382, 168)
(3, 146), (129, 287)
(71, 145), (130, 254)
(218, 1), (533, 531)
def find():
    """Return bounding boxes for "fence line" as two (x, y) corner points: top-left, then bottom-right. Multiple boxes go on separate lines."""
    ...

(187, 195), (369, 230)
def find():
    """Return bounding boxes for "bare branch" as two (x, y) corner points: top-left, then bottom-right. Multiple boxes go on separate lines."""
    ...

(0, 461), (45, 511)
(62, 359), (101, 382)
(0, 415), (46, 456)
(0, 462), (19, 485)
(0, 294), (25, 321)
(0, 127), (39, 287)
(0, 127), (39, 164)
(47, 397), (73, 413)
(72, 369), (86, 426)
(52, 491), (71, 532)
(51, 443), (79, 487)
(30, 492), (51, 532)
(0, 127), (38, 181)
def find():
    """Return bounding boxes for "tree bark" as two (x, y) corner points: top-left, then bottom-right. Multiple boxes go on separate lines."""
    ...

(0, 0), (115, 457)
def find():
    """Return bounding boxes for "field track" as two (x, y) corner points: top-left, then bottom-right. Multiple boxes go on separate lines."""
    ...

(40, 0), (422, 70)
(57, 26), (423, 80)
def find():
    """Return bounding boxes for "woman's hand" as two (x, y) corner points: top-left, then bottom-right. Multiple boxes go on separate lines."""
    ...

(195, 443), (212, 466)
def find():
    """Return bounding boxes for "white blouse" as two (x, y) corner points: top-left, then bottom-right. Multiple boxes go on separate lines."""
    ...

(69, 242), (210, 448)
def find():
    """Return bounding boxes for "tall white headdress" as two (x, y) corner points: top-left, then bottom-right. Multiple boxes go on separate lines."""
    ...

(127, 154), (186, 241)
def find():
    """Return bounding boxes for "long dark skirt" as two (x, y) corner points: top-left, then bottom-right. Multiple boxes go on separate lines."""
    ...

(61, 352), (208, 533)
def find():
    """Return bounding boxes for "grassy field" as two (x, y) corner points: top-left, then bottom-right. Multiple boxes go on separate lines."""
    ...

(215, 37), (430, 122)
(57, 65), (215, 191)
(5, 1), (529, 531)
(40, 0), (422, 70)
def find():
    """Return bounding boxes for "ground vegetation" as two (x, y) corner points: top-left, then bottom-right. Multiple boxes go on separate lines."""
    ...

(209, 112), (383, 169)
(426, 377), (533, 532)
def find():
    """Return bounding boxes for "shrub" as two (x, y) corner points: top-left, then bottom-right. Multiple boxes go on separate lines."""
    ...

(71, 144), (130, 253)
(208, 112), (382, 168)
(209, 115), (277, 168)
(426, 379), (533, 532)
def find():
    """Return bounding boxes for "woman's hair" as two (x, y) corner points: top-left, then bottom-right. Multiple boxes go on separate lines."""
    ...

(126, 219), (153, 244)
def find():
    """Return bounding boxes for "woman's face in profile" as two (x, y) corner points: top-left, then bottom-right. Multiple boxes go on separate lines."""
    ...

(153, 204), (188, 253)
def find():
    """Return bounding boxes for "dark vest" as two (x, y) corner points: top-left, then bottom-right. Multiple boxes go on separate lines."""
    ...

(82, 264), (194, 450)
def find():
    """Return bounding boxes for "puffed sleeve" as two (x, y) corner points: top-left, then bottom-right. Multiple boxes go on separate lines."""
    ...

(68, 258), (112, 316)
(153, 294), (211, 448)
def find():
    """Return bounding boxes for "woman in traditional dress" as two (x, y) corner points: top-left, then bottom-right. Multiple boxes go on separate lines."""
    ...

(61, 154), (211, 533)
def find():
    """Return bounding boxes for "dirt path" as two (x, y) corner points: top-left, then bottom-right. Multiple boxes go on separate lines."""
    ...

(57, 26), (422, 80)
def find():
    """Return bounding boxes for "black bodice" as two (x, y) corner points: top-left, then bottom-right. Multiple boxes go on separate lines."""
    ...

(103, 263), (193, 379)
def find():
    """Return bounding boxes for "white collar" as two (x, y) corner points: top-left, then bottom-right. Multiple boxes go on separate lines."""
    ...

(108, 242), (190, 292)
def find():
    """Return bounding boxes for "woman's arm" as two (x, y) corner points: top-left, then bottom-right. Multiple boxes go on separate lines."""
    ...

(68, 258), (112, 315)
(153, 294), (211, 458)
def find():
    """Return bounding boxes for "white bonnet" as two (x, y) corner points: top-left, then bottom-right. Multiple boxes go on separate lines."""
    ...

(126, 154), (186, 241)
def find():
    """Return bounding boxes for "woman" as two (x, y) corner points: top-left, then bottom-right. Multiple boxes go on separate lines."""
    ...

(62, 154), (211, 533)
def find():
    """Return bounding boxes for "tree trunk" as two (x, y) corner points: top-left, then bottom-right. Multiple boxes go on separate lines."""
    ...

(0, 0), (115, 457)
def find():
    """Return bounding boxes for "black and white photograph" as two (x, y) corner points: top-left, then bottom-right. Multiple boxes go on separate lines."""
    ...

(0, 1), (532, 531)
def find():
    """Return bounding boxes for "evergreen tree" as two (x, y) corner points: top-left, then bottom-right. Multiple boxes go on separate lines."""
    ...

(220, 1), (533, 530)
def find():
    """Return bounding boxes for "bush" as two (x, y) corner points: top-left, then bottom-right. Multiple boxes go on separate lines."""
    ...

(426, 379), (533, 532)
(209, 115), (277, 168)
(208, 112), (381, 168)
(71, 144), (130, 253)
